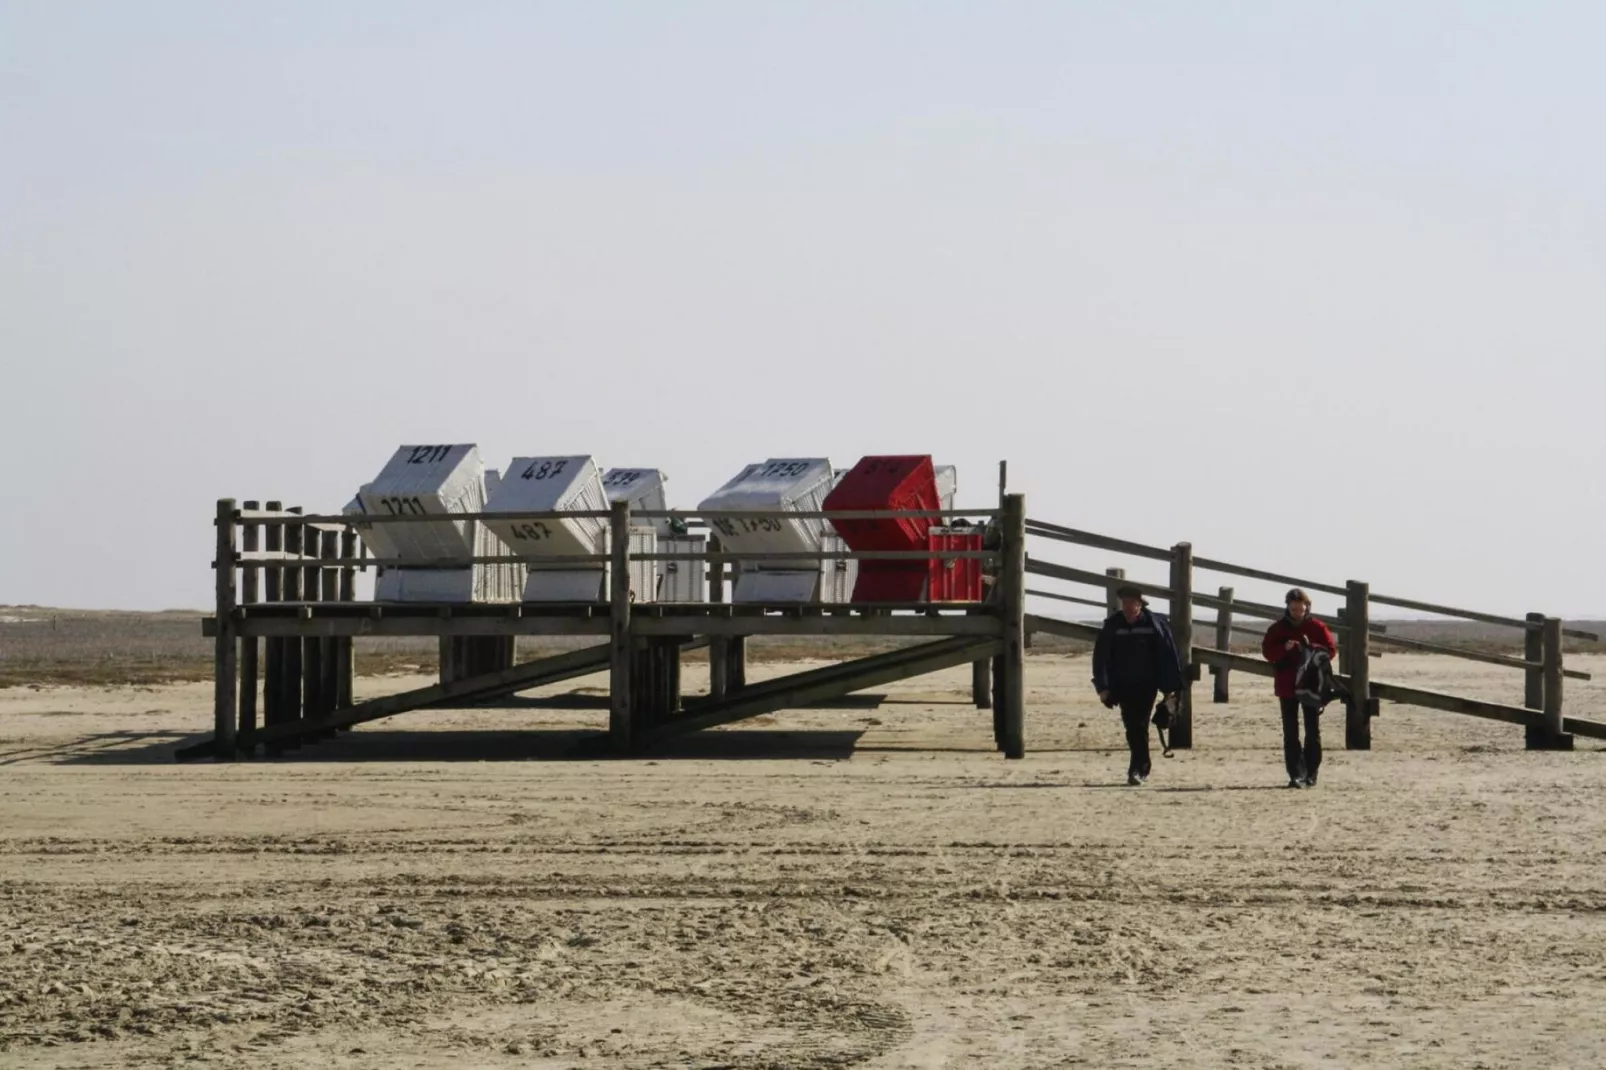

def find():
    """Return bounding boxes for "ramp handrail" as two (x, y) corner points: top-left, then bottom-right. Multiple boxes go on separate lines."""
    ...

(1021, 514), (1591, 748)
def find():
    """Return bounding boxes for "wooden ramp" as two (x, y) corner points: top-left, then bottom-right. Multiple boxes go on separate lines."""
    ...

(646, 635), (1003, 746)
(1027, 613), (1606, 742)
(1025, 613), (1101, 644)
(1021, 515), (1606, 753)
(176, 642), (616, 762)
(1188, 646), (1576, 729)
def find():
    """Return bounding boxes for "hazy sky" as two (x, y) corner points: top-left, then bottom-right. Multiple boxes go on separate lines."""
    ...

(2, 2), (1602, 618)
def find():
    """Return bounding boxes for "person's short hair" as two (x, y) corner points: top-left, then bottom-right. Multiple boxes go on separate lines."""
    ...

(1115, 584), (1144, 601)
(1285, 587), (1312, 607)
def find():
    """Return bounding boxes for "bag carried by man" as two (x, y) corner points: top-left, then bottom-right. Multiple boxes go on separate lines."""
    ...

(1151, 693), (1180, 758)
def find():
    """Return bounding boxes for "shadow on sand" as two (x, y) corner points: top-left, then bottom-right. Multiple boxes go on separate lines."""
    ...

(37, 726), (877, 766)
(17, 686), (1011, 766)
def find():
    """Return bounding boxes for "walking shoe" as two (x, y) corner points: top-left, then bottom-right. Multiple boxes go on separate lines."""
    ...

(1287, 779), (1304, 789)
(1127, 773), (1143, 786)
(1304, 773), (1318, 787)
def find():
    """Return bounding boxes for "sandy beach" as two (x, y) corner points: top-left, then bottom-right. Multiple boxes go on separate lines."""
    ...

(3, 652), (1606, 1068)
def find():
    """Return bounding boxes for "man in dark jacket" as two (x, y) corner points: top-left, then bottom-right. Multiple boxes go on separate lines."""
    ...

(1262, 588), (1338, 788)
(1093, 585), (1185, 786)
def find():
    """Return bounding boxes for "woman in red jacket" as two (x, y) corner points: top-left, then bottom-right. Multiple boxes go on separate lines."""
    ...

(1262, 588), (1337, 788)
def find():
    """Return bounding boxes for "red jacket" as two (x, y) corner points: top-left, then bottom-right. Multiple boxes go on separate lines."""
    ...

(1262, 615), (1337, 699)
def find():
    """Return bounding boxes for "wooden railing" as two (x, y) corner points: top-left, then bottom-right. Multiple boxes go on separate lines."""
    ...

(219, 500), (364, 757)
(230, 506), (998, 571)
(1022, 518), (1597, 751)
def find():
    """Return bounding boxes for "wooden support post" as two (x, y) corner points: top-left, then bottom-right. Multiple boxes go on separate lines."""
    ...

(446, 632), (510, 687)
(212, 499), (239, 759)
(1523, 610), (1544, 749)
(301, 515), (324, 726)
(729, 635), (748, 691)
(319, 530), (339, 603)
(438, 637), (456, 685)
(1530, 616), (1574, 750)
(999, 492), (1026, 759)
(666, 638), (682, 719)
(336, 530), (357, 710)
(1524, 611), (1544, 711)
(972, 657), (992, 709)
(648, 641), (662, 727)
(263, 501), (285, 755)
(609, 499), (633, 752)
(707, 535), (727, 700)
(992, 503), (1011, 749)
(1544, 617), (1568, 741)
(238, 501), (260, 752)
(1211, 585), (1233, 704)
(629, 639), (649, 729)
(1104, 567), (1125, 616)
(629, 639), (651, 720)
(982, 509), (999, 727)
(1345, 580), (1372, 750)
(494, 636), (515, 674)
(282, 508), (305, 748)
(339, 529), (357, 602)
(318, 530), (339, 735)
(1168, 543), (1194, 749)
(1334, 606), (1350, 677)
(660, 640), (672, 725)
(638, 637), (680, 728)
(990, 650), (1005, 749)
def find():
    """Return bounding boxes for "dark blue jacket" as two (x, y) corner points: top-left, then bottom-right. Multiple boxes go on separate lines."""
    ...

(1092, 607), (1185, 698)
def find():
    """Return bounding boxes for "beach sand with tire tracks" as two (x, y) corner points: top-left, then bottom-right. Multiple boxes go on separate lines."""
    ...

(3, 652), (1606, 1067)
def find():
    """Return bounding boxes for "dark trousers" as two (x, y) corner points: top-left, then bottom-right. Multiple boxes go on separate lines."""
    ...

(1280, 698), (1322, 782)
(1119, 690), (1157, 777)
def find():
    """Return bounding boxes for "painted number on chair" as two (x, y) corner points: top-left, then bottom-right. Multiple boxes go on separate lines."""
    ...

(757, 461), (812, 480)
(405, 445), (453, 465)
(521, 459), (570, 481)
(711, 516), (784, 538)
(507, 521), (552, 542)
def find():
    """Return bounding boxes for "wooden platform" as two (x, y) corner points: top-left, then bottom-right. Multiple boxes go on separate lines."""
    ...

(193, 494), (1029, 761)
